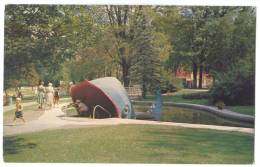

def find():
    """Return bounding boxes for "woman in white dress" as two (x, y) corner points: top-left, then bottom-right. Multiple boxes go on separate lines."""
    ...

(45, 83), (54, 108)
(37, 82), (45, 109)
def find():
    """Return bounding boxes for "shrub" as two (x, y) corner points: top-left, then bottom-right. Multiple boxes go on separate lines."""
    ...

(160, 70), (183, 93)
(215, 101), (225, 110)
(182, 92), (210, 99)
(209, 62), (255, 105)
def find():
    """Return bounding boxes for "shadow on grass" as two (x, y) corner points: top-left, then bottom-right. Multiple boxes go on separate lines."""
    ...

(3, 136), (37, 155)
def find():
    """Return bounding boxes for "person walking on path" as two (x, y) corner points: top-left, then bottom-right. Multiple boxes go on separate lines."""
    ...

(68, 81), (74, 95)
(34, 87), (38, 100)
(13, 97), (26, 125)
(16, 88), (23, 99)
(53, 88), (60, 107)
(37, 82), (45, 109)
(45, 83), (54, 108)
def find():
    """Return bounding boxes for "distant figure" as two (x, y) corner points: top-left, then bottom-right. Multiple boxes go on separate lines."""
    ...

(17, 88), (23, 99)
(13, 98), (25, 125)
(74, 100), (89, 116)
(122, 104), (129, 118)
(45, 83), (54, 108)
(53, 88), (60, 107)
(34, 87), (38, 100)
(37, 82), (45, 109)
(68, 81), (74, 95)
(148, 103), (155, 113)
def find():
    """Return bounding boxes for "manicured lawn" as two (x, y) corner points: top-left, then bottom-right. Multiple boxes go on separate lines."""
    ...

(142, 89), (255, 116)
(21, 96), (37, 103)
(143, 89), (209, 105)
(4, 104), (39, 117)
(3, 125), (254, 163)
(227, 106), (255, 116)
(3, 104), (44, 124)
(145, 94), (209, 105)
(19, 95), (71, 103)
(3, 98), (73, 124)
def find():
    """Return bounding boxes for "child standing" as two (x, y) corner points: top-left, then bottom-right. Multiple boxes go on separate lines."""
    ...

(13, 98), (25, 125)
(53, 88), (60, 107)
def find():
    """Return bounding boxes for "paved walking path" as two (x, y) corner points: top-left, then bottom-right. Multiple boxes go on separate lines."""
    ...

(3, 104), (254, 136)
(3, 101), (37, 113)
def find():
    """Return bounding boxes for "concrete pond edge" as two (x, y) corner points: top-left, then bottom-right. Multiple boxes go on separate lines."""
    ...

(132, 100), (254, 124)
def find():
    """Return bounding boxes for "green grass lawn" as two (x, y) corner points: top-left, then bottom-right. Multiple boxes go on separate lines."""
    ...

(145, 94), (209, 105)
(143, 89), (209, 105)
(21, 95), (71, 103)
(4, 104), (39, 117)
(3, 104), (44, 124)
(142, 89), (255, 116)
(227, 106), (255, 116)
(3, 125), (254, 163)
(3, 97), (73, 124)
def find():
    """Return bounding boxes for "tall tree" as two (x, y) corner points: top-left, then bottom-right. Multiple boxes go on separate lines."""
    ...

(154, 6), (240, 88)
(130, 9), (161, 98)
(105, 5), (142, 86)
(205, 7), (255, 82)
(4, 5), (97, 88)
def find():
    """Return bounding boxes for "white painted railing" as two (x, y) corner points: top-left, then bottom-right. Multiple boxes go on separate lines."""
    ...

(93, 105), (111, 119)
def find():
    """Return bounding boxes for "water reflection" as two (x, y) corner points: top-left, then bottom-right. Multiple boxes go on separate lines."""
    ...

(134, 105), (253, 128)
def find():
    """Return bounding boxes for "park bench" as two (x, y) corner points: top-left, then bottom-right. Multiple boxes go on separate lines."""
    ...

(125, 85), (142, 99)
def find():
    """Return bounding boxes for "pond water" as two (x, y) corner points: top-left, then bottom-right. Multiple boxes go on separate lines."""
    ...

(62, 105), (253, 128)
(133, 105), (254, 128)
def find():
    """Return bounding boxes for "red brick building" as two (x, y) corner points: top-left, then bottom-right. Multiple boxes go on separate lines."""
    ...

(175, 69), (213, 88)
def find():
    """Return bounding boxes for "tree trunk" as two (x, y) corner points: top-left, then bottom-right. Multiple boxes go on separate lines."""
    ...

(212, 76), (216, 86)
(199, 64), (203, 89)
(142, 83), (147, 99)
(192, 63), (198, 88)
(120, 48), (130, 87)
(122, 64), (130, 87)
(116, 64), (120, 79)
(4, 89), (9, 97)
(106, 6), (134, 87)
